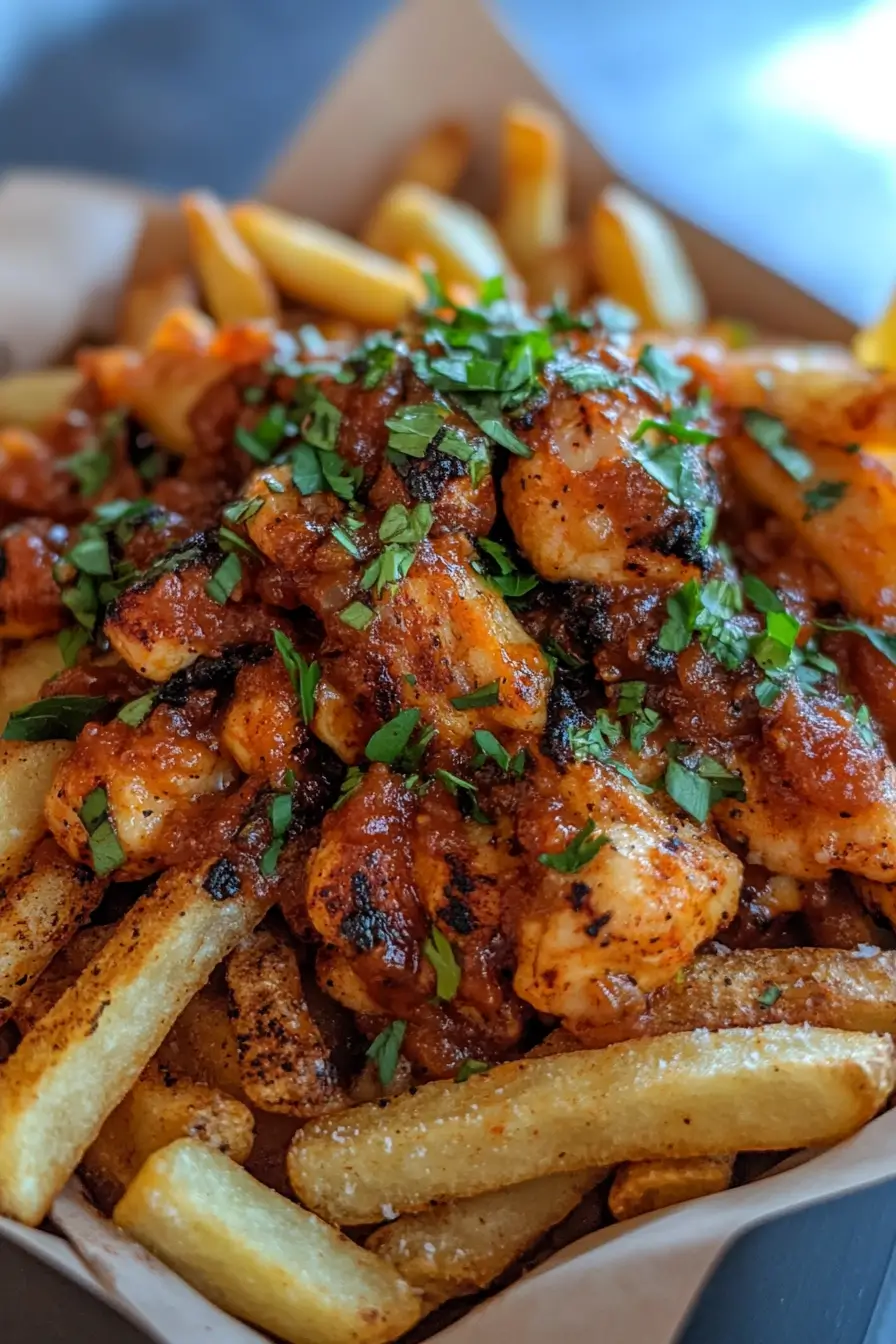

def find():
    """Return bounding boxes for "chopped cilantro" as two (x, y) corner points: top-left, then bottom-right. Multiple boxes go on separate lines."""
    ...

(433, 768), (477, 796)
(2, 694), (107, 741)
(261, 786), (293, 876)
(802, 479), (847, 520)
(538, 819), (610, 873)
(78, 786), (125, 876)
(636, 345), (691, 399)
(815, 618), (896, 668)
(472, 536), (539, 600)
(471, 729), (525, 776)
(205, 552), (242, 605)
(450, 680), (500, 710)
(664, 746), (745, 823)
(757, 984), (782, 1008)
(339, 601), (374, 630)
(743, 409), (813, 482)
(116, 692), (157, 728)
(456, 1059), (490, 1082)
(423, 927), (461, 1000)
(555, 359), (623, 394)
(273, 629), (320, 725)
(365, 709), (423, 766)
(366, 1020), (406, 1087)
(333, 765), (365, 810)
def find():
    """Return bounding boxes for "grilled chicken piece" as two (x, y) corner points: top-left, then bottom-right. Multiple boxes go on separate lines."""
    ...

(314, 534), (550, 762)
(46, 694), (239, 879)
(104, 535), (282, 681)
(0, 519), (68, 639)
(512, 751), (742, 1036)
(716, 685), (896, 882)
(221, 655), (305, 781)
(503, 353), (718, 586)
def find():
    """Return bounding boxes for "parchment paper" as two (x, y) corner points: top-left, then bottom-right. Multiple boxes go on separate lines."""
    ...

(0, 3), (888, 1341)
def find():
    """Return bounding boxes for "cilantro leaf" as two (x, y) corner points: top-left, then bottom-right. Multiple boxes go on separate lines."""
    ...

(664, 747), (745, 823)
(743, 409), (813, 482)
(2, 694), (107, 741)
(365, 709), (423, 765)
(471, 729), (525, 776)
(385, 403), (449, 458)
(117, 692), (157, 728)
(273, 629), (320, 725)
(637, 345), (691, 398)
(555, 360), (623, 394)
(366, 1020), (406, 1087)
(78, 786), (125, 876)
(332, 765), (365, 810)
(423, 926), (461, 1001)
(261, 786), (293, 876)
(205, 552), (242, 604)
(456, 1059), (490, 1082)
(815, 618), (896, 667)
(451, 681), (500, 710)
(803, 479), (847, 519)
(538, 819), (610, 873)
(339, 601), (374, 630)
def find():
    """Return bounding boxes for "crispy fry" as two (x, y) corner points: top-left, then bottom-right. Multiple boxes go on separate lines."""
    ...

(117, 269), (198, 349)
(390, 120), (471, 195)
(724, 424), (896, 624)
(0, 637), (65, 734)
(0, 741), (71, 885)
(578, 948), (896, 1046)
(608, 1156), (734, 1223)
(82, 1064), (254, 1211)
(498, 101), (567, 272)
(226, 928), (347, 1118)
(524, 232), (587, 308)
(0, 841), (105, 1026)
(114, 1139), (422, 1344)
(231, 202), (424, 326)
(14, 925), (115, 1034)
(590, 183), (706, 329)
(146, 305), (215, 355)
(182, 192), (279, 325)
(363, 183), (515, 289)
(0, 368), (80, 429)
(289, 1026), (894, 1225)
(854, 290), (896, 371)
(367, 1169), (603, 1310)
(707, 343), (896, 446)
(0, 827), (287, 1225)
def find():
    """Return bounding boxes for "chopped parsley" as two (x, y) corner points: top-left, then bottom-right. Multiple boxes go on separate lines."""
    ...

(802, 479), (847, 520)
(261, 786), (293, 876)
(659, 578), (748, 671)
(235, 403), (290, 462)
(205, 552), (242, 605)
(472, 536), (539, 600)
(456, 1059), (490, 1082)
(757, 984), (782, 1008)
(273, 629), (320, 725)
(117, 692), (157, 728)
(78, 786), (125, 876)
(636, 345), (691, 399)
(365, 709), (432, 769)
(743, 409), (813, 482)
(62, 408), (125, 498)
(2, 694), (107, 741)
(332, 765), (364, 810)
(450, 680), (500, 710)
(339, 601), (374, 630)
(471, 729), (525, 776)
(361, 503), (432, 596)
(423, 926), (461, 1000)
(555, 359), (623, 394)
(433, 768), (477, 796)
(222, 496), (265, 526)
(538, 819), (610, 873)
(615, 681), (663, 752)
(366, 1019), (406, 1087)
(815, 618), (896, 668)
(664, 746), (745, 824)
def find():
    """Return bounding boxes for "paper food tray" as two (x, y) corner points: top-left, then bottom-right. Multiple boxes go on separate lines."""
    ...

(0, 1), (886, 1341)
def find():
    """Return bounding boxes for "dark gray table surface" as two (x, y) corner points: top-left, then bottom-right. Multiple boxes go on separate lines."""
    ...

(0, 2), (894, 1339)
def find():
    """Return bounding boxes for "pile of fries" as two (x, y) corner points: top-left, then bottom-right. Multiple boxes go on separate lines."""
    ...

(1, 102), (896, 1344)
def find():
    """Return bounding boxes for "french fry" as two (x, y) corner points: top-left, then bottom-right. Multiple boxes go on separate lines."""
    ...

(117, 269), (198, 349)
(854, 290), (896, 371)
(82, 1064), (254, 1211)
(0, 827), (286, 1225)
(391, 120), (471, 195)
(723, 423), (896, 624)
(367, 1169), (603, 1311)
(0, 368), (80, 428)
(231, 202), (425, 326)
(524, 232), (587, 308)
(114, 1139), (422, 1344)
(0, 841), (105, 1026)
(608, 1156), (734, 1223)
(362, 183), (514, 290)
(14, 925), (115, 1034)
(498, 101), (567, 272)
(0, 637), (65, 733)
(590, 183), (706, 329)
(289, 1026), (895, 1225)
(182, 192), (279, 325)
(146, 305), (215, 355)
(101, 345), (232, 457)
(0, 741), (71, 885)
(226, 928), (347, 1117)
(707, 343), (896, 446)
(578, 948), (896, 1047)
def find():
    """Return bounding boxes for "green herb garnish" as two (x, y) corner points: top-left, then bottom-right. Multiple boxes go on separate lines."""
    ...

(2, 694), (107, 741)
(366, 1019), (407, 1087)
(538, 819), (610, 873)
(273, 629), (320, 725)
(78, 786), (125, 876)
(423, 926), (461, 1001)
(743, 409), (813, 482)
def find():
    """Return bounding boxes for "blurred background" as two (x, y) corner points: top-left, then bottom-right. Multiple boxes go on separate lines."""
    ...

(0, 0), (893, 320)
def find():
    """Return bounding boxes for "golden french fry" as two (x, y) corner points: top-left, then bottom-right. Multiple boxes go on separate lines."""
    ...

(226, 929), (347, 1118)
(724, 422), (896, 625)
(114, 1139), (422, 1344)
(289, 1026), (894, 1225)
(367, 1169), (603, 1311)
(524, 232), (587, 308)
(0, 741), (71, 885)
(709, 343), (896, 445)
(182, 191), (279, 325)
(390, 120), (471, 195)
(14, 925), (115, 1034)
(146, 305), (215, 355)
(117, 269), (198, 349)
(0, 637), (65, 734)
(0, 368), (81, 429)
(608, 1156), (734, 1223)
(498, 100), (567, 272)
(231, 202), (424, 326)
(362, 183), (514, 290)
(0, 837), (281, 1225)
(580, 948), (896, 1046)
(854, 290), (896, 371)
(591, 183), (706, 329)
(82, 1065), (254, 1211)
(0, 843), (105, 1026)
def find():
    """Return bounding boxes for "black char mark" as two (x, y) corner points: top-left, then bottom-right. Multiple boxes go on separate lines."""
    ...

(542, 681), (587, 768)
(204, 857), (241, 901)
(340, 871), (392, 952)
